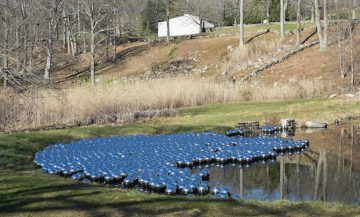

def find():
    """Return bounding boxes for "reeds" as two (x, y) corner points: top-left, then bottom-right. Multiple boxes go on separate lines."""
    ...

(0, 78), (331, 132)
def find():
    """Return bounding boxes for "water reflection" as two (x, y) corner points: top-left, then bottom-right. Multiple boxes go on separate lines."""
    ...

(199, 125), (360, 204)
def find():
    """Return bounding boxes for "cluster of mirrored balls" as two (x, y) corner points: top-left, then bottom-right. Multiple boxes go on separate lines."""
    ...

(34, 132), (309, 199)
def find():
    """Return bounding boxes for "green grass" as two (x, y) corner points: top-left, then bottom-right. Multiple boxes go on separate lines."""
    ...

(1, 98), (360, 216)
(209, 23), (313, 35)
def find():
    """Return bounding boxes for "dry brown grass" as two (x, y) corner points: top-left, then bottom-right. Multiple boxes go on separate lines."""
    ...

(224, 37), (280, 74)
(0, 78), (331, 132)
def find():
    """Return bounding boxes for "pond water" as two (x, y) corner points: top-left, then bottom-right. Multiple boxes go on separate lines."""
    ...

(196, 125), (360, 204)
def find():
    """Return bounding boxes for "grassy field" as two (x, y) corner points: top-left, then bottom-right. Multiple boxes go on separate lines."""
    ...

(1, 98), (360, 216)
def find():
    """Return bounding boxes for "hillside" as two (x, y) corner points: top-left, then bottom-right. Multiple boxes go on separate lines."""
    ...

(46, 23), (358, 95)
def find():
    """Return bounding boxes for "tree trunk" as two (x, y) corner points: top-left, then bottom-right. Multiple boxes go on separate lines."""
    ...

(311, 5), (315, 24)
(314, 150), (324, 200)
(296, 0), (302, 47)
(223, 0), (226, 25)
(280, 157), (286, 199)
(239, 168), (244, 198)
(2, 70), (8, 94)
(44, 39), (53, 80)
(314, 0), (324, 50)
(350, 22), (355, 87)
(3, 1), (9, 73)
(280, 0), (285, 40)
(23, 25), (28, 74)
(106, 30), (110, 61)
(166, 0), (170, 43)
(323, 0), (328, 50)
(239, 0), (244, 47)
(90, 20), (96, 86)
(63, 18), (67, 49)
(113, 35), (117, 61)
(284, 0), (288, 22)
(77, 1), (81, 54)
(335, 0), (345, 78)
(15, 24), (21, 72)
(266, 0), (270, 25)
(1, 0), (9, 94)
(322, 151), (328, 201)
(29, 43), (34, 73)
(66, 15), (71, 55)
(106, 18), (110, 61)
(353, 0), (357, 20)
(83, 26), (87, 53)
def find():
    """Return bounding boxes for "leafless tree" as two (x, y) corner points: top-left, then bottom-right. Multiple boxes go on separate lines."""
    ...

(78, 0), (111, 86)
(39, 0), (65, 81)
(229, 0), (240, 27)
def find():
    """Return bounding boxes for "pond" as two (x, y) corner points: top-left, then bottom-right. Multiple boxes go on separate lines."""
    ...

(34, 124), (360, 204)
(198, 125), (360, 204)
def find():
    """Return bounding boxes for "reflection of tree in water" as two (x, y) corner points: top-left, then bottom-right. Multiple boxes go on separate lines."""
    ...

(314, 150), (327, 201)
(195, 125), (360, 203)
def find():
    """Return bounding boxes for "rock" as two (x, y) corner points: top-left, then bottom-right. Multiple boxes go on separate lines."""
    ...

(281, 119), (296, 129)
(345, 93), (355, 98)
(304, 121), (327, 128)
(328, 94), (337, 99)
(56, 60), (69, 67)
(227, 45), (235, 53)
(345, 115), (360, 121)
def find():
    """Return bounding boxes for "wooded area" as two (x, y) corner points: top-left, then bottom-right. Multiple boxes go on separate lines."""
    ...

(0, 0), (357, 90)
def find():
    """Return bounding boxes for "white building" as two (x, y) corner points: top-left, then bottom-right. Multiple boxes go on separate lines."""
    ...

(158, 14), (215, 38)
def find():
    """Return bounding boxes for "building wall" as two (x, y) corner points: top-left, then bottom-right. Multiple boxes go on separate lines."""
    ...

(158, 14), (201, 38)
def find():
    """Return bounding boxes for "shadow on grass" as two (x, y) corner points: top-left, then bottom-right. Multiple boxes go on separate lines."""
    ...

(0, 173), (354, 217)
(0, 183), (285, 217)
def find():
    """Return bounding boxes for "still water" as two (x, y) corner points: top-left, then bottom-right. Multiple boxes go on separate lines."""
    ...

(196, 125), (360, 204)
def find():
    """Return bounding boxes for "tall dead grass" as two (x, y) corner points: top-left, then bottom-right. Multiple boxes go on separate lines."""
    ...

(0, 78), (331, 132)
(224, 37), (280, 73)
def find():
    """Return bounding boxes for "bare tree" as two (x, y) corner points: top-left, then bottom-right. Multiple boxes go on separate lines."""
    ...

(1, 0), (10, 93)
(79, 0), (111, 86)
(40, 0), (65, 81)
(229, 0), (240, 27)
